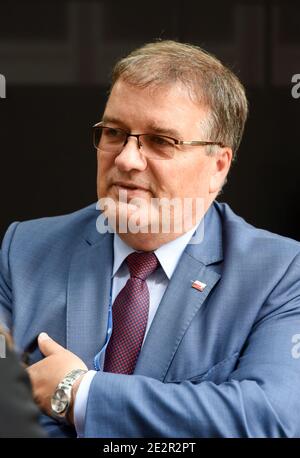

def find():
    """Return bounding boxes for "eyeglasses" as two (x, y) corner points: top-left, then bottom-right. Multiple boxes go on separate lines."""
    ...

(92, 122), (225, 160)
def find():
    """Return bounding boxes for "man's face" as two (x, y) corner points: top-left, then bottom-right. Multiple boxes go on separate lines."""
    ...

(97, 80), (231, 250)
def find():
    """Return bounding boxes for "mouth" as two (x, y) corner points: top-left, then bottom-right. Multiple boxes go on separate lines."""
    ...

(112, 181), (150, 194)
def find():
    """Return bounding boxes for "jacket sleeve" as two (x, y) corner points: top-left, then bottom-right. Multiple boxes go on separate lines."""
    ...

(0, 222), (19, 330)
(83, 254), (300, 438)
(0, 224), (46, 437)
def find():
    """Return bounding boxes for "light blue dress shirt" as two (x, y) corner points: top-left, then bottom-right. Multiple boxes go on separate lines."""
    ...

(74, 225), (199, 436)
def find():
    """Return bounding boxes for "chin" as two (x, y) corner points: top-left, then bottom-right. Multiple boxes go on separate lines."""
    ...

(117, 231), (184, 252)
(117, 232), (159, 251)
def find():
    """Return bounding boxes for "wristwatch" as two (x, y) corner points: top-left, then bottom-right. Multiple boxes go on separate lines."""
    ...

(51, 368), (88, 422)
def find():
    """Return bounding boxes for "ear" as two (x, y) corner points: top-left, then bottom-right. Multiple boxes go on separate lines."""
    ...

(209, 147), (233, 194)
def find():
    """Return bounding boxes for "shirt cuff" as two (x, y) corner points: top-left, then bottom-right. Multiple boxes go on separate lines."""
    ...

(74, 370), (97, 437)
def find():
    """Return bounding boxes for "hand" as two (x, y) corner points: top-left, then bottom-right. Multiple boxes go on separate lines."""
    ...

(27, 333), (88, 423)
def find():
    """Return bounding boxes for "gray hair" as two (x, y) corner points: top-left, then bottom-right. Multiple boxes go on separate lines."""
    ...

(110, 40), (248, 159)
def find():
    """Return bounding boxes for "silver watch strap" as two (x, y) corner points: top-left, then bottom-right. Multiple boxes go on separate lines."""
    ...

(59, 368), (87, 390)
(51, 368), (88, 422)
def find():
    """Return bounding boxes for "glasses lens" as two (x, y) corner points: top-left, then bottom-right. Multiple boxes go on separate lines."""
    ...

(141, 134), (175, 160)
(94, 127), (126, 153)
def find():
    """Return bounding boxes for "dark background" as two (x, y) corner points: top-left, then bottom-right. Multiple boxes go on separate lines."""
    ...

(0, 0), (300, 241)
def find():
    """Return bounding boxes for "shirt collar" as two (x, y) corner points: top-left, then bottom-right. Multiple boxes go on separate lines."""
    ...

(113, 222), (200, 280)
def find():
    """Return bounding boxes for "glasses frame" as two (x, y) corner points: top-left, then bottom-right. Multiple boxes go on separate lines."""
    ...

(92, 121), (226, 158)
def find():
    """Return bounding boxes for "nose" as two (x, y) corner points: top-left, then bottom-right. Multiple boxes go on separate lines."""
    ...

(114, 136), (148, 172)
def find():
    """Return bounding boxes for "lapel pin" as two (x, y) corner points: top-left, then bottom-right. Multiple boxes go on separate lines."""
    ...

(191, 280), (207, 292)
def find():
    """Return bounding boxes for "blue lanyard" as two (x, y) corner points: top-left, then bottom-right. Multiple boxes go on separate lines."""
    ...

(93, 282), (113, 371)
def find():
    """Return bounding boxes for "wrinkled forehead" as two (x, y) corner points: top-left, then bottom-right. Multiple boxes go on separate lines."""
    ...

(104, 79), (211, 136)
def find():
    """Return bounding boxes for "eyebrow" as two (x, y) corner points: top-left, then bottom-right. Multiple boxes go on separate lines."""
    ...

(101, 115), (181, 139)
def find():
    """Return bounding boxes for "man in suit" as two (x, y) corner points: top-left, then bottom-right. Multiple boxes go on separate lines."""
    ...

(1, 40), (300, 438)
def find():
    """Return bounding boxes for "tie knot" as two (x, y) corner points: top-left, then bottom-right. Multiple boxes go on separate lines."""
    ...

(126, 252), (159, 280)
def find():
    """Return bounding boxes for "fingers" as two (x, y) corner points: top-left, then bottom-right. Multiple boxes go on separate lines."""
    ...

(38, 332), (64, 357)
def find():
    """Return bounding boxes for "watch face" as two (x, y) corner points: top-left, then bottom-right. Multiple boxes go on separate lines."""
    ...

(51, 388), (69, 414)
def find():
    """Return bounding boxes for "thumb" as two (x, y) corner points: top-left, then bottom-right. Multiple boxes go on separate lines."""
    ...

(38, 332), (64, 357)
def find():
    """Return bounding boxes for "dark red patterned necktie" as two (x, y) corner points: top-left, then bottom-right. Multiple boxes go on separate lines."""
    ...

(103, 251), (159, 374)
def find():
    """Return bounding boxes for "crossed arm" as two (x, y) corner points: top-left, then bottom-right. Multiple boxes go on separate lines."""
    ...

(26, 303), (300, 438)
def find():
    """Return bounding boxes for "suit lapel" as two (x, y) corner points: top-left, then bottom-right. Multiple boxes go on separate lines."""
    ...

(66, 219), (114, 369)
(134, 203), (223, 380)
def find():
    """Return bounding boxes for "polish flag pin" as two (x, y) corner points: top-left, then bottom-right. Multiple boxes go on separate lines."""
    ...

(191, 280), (207, 292)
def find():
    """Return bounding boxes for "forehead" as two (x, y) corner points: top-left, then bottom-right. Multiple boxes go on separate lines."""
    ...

(103, 80), (209, 136)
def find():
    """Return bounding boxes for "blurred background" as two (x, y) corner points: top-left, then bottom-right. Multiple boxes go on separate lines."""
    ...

(0, 0), (300, 240)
